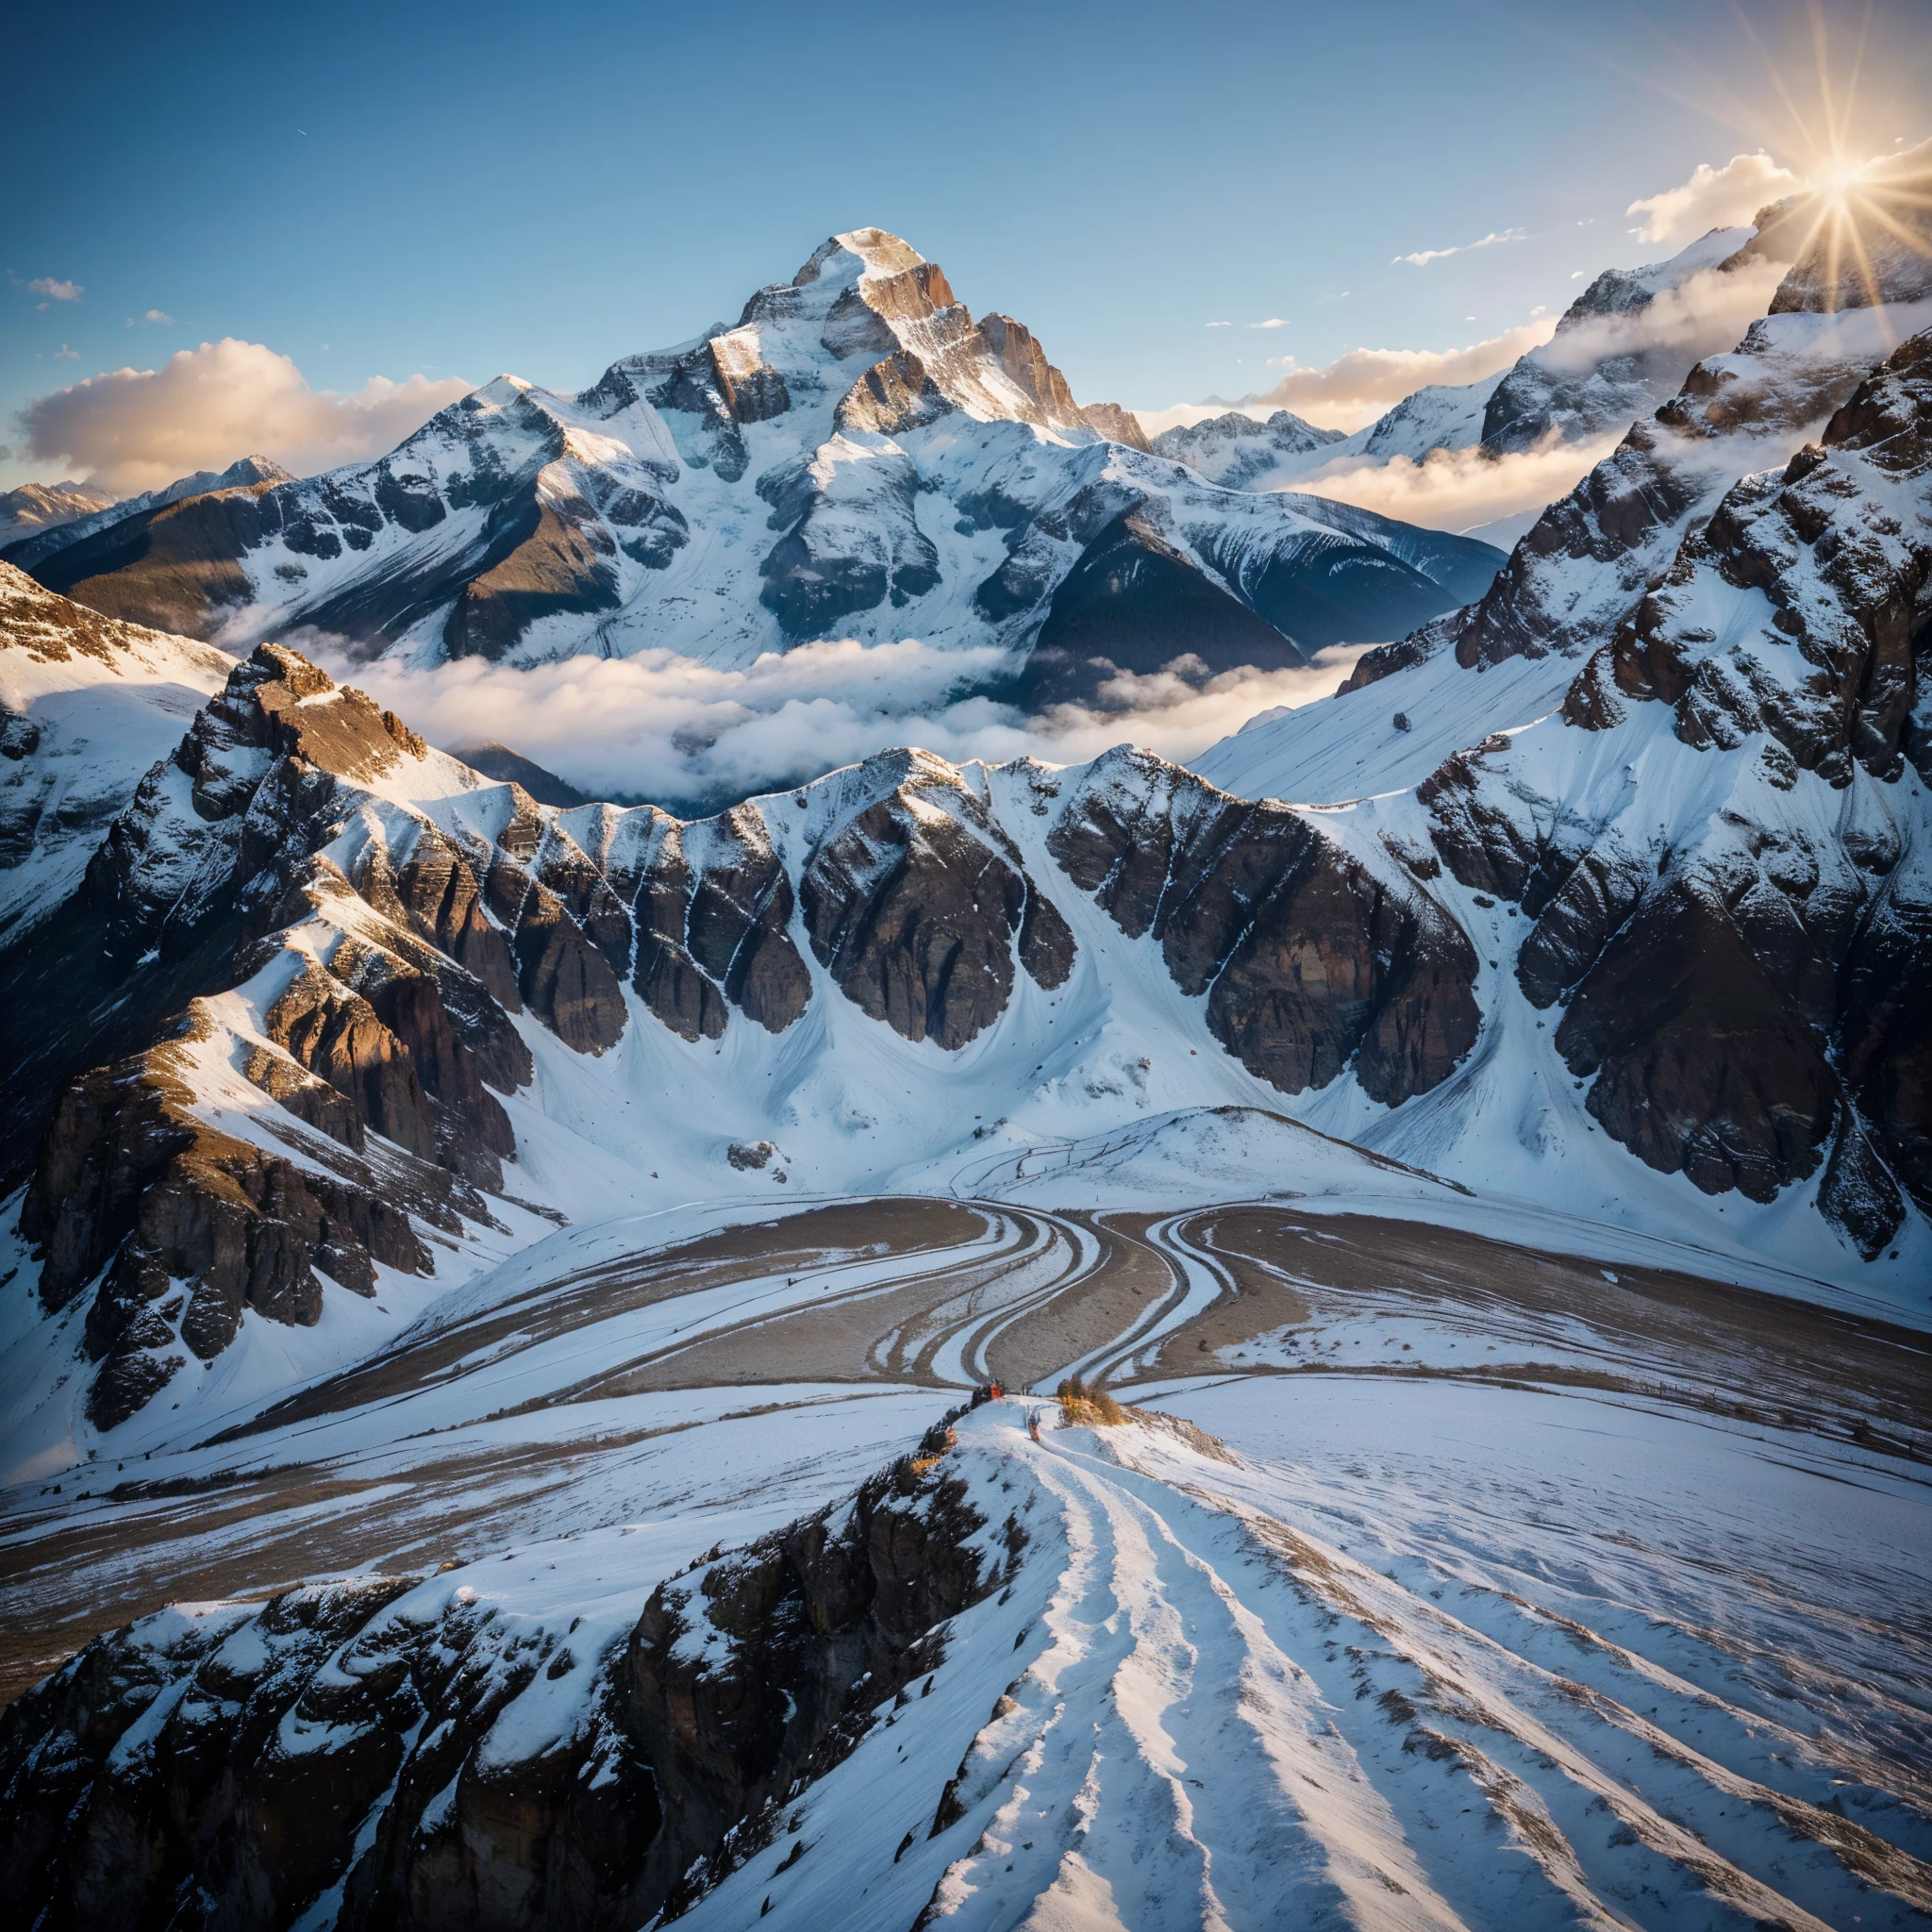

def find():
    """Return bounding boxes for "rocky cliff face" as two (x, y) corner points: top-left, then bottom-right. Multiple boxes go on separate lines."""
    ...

(0, 1443), (1003, 1931)
(1, 628), (1094, 1426)
(1051, 747), (1479, 1106)
(1422, 326), (1932, 1252)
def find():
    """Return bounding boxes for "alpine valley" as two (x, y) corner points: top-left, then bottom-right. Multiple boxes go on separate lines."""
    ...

(3, 171), (1931, 1932)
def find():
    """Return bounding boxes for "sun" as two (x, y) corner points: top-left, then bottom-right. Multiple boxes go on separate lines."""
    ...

(1729, 6), (1932, 316)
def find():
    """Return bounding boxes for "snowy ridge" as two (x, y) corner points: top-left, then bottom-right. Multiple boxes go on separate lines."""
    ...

(687, 1401), (1931, 1931)
(0, 562), (232, 940)
(14, 1393), (1925, 1931)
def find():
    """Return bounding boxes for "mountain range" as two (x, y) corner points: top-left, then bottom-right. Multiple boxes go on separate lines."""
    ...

(3, 231), (1502, 715)
(3, 162), (1931, 1932)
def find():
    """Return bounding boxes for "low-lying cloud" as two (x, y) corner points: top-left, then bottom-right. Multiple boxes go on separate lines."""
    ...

(1239, 320), (1557, 430)
(1625, 152), (1800, 244)
(19, 338), (471, 493)
(1288, 431), (1621, 537)
(313, 635), (1367, 814)
(1530, 254), (1788, 381)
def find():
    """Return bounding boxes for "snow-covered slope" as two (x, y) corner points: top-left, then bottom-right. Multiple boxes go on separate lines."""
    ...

(1148, 407), (1344, 486)
(17, 232), (1497, 707)
(9, 1391), (1928, 1931)
(1204, 192), (1932, 812)
(7, 361), (1928, 1464)
(0, 562), (231, 941)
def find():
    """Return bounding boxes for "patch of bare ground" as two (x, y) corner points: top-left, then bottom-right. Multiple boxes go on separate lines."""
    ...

(1169, 1209), (1932, 1447)
(1135, 1208), (1311, 1376)
(221, 1197), (985, 1438)
(980, 1213), (1177, 1391)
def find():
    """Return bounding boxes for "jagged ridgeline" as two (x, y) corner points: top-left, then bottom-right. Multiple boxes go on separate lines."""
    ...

(1, 229), (1502, 708)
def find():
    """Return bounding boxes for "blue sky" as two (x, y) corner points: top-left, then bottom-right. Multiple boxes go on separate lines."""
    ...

(4, 0), (1926, 490)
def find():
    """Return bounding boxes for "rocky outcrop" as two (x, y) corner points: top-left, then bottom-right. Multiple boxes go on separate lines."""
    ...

(1422, 328), (1932, 1250)
(801, 764), (1074, 1050)
(1052, 749), (1478, 1105)
(442, 491), (625, 662)
(1077, 401), (1152, 454)
(1341, 204), (1927, 701)
(20, 1008), (444, 1428)
(10, 644), (585, 1424)
(684, 809), (814, 1033)
(0, 1444), (1004, 1931)
(759, 447), (941, 637)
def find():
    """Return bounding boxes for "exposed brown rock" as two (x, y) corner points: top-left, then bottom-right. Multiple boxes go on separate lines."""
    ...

(800, 773), (1067, 1050)
(0, 1441), (1003, 1931)
(706, 327), (792, 423)
(503, 872), (628, 1057)
(623, 1458), (1002, 1918)
(25, 481), (282, 638)
(686, 808), (812, 1034)
(20, 1010), (441, 1426)
(1077, 401), (1153, 454)
(978, 312), (1081, 425)
(834, 349), (955, 436)
(1424, 330), (1932, 1244)
(1556, 883), (1838, 1202)
(1051, 749), (1477, 1105)
(267, 961), (440, 1161)
(443, 499), (623, 663)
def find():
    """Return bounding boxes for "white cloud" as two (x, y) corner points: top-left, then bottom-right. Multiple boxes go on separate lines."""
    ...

(1287, 430), (1622, 536)
(1248, 318), (1290, 329)
(19, 338), (472, 492)
(1392, 227), (1526, 268)
(54, 344), (78, 360)
(316, 635), (1366, 811)
(28, 276), (82, 302)
(1233, 318), (1557, 430)
(1625, 152), (1800, 244)
(1527, 254), (1787, 381)
(1206, 320), (1232, 327)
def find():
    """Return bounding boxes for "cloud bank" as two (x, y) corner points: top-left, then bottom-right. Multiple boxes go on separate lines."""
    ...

(313, 636), (1366, 815)
(1288, 431), (1620, 537)
(19, 339), (472, 493)
(1625, 152), (1800, 244)
(1241, 319), (1557, 429)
